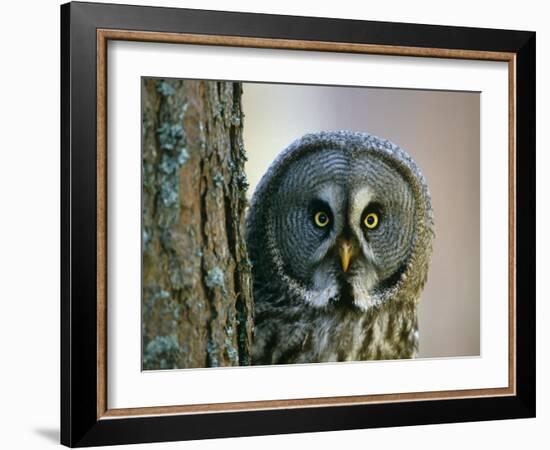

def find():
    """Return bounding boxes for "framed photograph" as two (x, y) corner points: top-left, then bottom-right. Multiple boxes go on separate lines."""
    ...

(60, 1), (535, 447)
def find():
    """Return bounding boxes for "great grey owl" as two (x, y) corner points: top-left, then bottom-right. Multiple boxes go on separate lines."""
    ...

(246, 131), (434, 365)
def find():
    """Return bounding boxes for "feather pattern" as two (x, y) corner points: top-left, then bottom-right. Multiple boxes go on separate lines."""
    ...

(246, 131), (434, 364)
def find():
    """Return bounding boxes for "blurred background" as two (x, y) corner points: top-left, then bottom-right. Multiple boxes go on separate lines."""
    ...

(242, 83), (480, 358)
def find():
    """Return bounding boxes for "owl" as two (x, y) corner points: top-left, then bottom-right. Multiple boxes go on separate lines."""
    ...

(246, 131), (434, 365)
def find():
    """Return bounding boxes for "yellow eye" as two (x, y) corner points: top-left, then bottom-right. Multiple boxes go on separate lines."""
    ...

(364, 212), (379, 229)
(314, 211), (330, 228)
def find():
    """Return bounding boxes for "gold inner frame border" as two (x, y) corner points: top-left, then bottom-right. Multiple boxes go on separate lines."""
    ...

(96, 28), (517, 420)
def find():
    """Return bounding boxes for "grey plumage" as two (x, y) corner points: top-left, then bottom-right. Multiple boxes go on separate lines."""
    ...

(246, 131), (434, 365)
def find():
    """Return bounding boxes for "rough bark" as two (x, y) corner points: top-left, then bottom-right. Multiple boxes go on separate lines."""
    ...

(142, 78), (253, 369)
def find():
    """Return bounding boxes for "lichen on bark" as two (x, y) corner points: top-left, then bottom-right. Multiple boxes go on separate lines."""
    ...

(142, 78), (253, 369)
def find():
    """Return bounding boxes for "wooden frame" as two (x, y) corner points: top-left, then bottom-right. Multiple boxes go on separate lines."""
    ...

(61, 1), (535, 447)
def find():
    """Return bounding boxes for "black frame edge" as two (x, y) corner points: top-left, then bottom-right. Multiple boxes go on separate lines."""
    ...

(60, 2), (536, 447)
(60, 2), (71, 447)
(62, 2), (101, 446)
(69, 1), (534, 52)
(514, 32), (536, 417)
(76, 396), (534, 447)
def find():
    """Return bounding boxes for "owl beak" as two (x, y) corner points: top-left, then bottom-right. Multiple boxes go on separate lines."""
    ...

(339, 240), (353, 273)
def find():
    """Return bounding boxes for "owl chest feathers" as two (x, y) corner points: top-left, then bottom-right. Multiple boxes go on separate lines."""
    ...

(251, 295), (419, 365)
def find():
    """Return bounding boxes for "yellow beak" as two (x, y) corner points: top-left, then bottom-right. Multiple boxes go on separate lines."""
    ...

(339, 240), (352, 273)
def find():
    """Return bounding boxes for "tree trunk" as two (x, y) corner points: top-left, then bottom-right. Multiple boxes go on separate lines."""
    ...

(142, 78), (253, 369)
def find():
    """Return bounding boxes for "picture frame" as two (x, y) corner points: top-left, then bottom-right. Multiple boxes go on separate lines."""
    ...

(60, 1), (535, 447)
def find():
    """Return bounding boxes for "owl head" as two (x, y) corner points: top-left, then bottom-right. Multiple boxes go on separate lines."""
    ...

(246, 131), (434, 312)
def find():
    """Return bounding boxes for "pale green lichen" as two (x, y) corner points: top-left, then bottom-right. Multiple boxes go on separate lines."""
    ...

(155, 123), (187, 210)
(157, 123), (184, 151)
(225, 337), (238, 364)
(206, 341), (219, 368)
(142, 229), (151, 250)
(205, 267), (225, 290)
(230, 113), (241, 127)
(212, 171), (224, 188)
(143, 334), (180, 370)
(153, 289), (171, 301)
(156, 80), (176, 96)
(153, 81), (189, 234)
(177, 147), (189, 165)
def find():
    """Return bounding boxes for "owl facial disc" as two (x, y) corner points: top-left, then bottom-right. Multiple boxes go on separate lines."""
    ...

(246, 131), (434, 313)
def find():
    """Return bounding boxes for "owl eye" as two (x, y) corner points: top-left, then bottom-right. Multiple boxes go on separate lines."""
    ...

(314, 211), (330, 228)
(363, 212), (379, 230)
